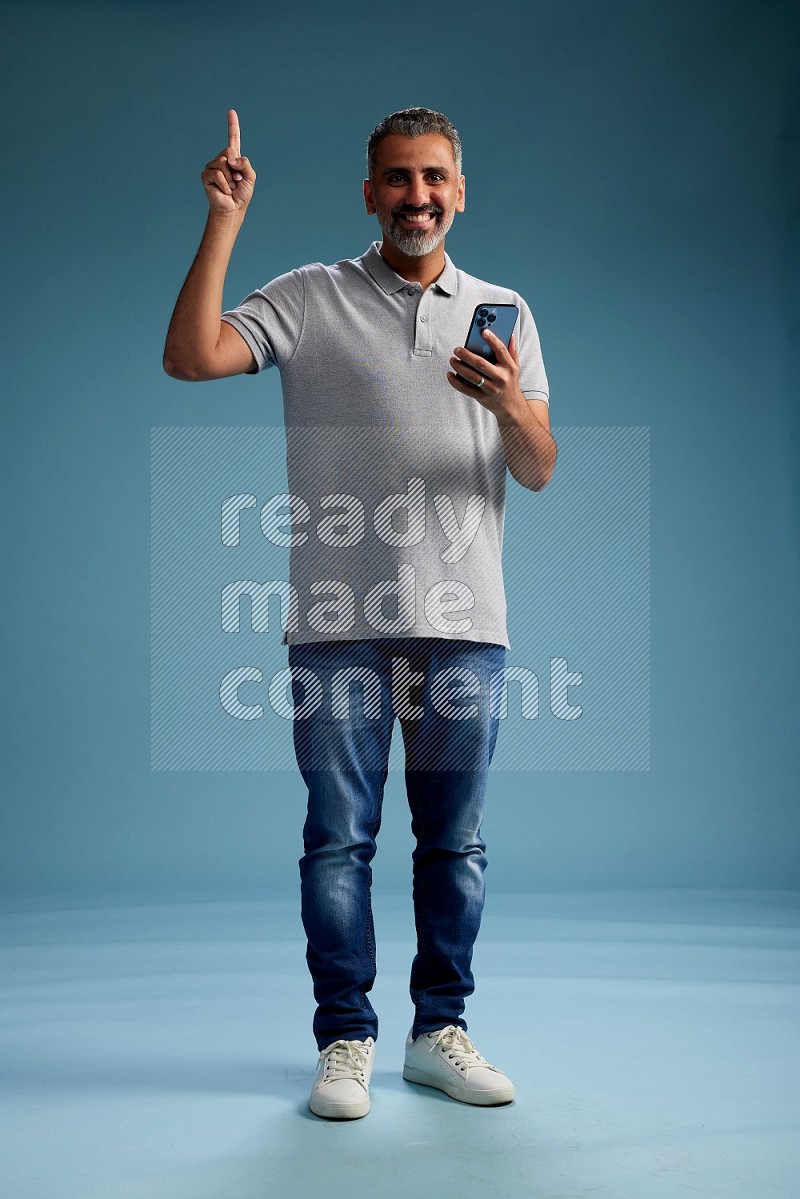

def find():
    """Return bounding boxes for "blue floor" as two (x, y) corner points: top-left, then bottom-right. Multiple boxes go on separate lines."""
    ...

(1, 889), (798, 1198)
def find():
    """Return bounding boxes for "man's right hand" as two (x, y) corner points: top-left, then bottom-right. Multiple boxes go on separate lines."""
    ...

(200, 109), (256, 216)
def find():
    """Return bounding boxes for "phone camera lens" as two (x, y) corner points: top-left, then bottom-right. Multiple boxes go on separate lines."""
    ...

(487, 313), (497, 323)
(477, 317), (486, 328)
(478, 307), (489, 317)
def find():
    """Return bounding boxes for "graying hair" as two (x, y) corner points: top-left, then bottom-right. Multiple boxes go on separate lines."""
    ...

(366, 108), (463, 179)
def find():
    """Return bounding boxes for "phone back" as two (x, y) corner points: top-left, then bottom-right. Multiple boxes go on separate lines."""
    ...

(465, 304), (519, 365)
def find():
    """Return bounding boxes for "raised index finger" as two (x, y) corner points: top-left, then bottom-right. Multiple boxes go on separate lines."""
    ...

(227, 108), (241, 157)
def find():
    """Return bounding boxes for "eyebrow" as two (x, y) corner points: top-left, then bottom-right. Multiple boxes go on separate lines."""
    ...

(381, 165), (452, 177)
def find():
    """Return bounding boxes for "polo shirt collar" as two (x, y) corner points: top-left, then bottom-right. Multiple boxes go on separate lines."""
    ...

(362, 240), (458, 296)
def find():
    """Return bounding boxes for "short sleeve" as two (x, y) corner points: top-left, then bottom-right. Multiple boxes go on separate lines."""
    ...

(516, 295), (549, 404)
(220, 266), (307, 374)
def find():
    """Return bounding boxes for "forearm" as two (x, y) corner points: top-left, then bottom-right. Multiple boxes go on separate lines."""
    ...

(496, 398), (557, 492)
(162, 212), (244, 377)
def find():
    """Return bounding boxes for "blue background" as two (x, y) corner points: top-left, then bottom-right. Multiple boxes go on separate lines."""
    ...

(3, 0), (799, 901)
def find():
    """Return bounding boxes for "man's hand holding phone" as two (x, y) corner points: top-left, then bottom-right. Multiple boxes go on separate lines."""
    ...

(448, 328), (527, 422)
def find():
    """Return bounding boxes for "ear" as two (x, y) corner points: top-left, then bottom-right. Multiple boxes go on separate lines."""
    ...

(363, 178), (376, 215)
(456, 174), (466, 213)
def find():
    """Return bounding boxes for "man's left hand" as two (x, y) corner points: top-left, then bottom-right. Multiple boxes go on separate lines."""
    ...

(447, 329), (525, 419)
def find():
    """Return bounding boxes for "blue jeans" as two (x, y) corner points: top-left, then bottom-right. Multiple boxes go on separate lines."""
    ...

(288, 636), (506, 1051)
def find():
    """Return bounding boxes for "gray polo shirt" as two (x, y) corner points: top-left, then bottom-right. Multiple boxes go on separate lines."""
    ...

(220, 241), (549, 650)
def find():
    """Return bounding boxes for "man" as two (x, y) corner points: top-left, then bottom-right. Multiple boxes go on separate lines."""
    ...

(163, 107), (556, 1120)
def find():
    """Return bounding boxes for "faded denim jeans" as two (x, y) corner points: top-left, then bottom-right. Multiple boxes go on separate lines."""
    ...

(288, 636), (506, 1051)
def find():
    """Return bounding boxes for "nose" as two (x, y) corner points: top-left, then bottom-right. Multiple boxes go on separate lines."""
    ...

(405, 176), (431, 209)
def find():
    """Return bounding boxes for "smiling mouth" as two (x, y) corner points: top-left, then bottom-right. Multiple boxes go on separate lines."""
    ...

(395, 211), (439, 226)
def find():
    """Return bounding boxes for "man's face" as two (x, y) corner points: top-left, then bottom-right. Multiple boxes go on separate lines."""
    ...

(364, 133), (465, 257)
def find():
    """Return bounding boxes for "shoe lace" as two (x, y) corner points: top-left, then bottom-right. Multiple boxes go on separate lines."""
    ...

(425, 1025), (490, 1071)
(320, 1038), (371, 1085)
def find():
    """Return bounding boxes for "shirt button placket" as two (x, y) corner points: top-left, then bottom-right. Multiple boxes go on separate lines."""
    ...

(415, 292), (433, 355)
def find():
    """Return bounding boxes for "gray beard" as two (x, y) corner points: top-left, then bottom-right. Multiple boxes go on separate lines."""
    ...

(377, 209), (454, 257)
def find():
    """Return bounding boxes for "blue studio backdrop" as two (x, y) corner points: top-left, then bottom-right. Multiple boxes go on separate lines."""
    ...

(2, 0), (799, 901)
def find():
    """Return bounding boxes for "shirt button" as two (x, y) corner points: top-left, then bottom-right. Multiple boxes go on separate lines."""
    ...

(420, 315), (427, 322)
(406, 287), (415, 296)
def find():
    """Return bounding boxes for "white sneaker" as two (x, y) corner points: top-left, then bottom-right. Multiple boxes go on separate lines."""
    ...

(309, 1036), (376, 1119)
(403, 1025), (515, 1106)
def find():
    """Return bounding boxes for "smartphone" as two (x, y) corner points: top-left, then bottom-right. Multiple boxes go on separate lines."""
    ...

(455, 303), (519, 384)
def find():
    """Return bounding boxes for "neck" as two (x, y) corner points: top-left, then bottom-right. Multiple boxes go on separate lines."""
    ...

(378, 240), (446, 290)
